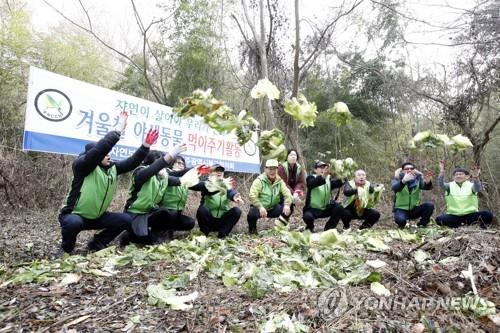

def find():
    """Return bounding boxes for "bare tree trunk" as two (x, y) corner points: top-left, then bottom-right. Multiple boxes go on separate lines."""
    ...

(283, 0), (302, 159)
(241, 0), (276, 128)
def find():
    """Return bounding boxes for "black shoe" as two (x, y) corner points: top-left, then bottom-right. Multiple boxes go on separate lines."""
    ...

(417, 222), (428, 228)
(359, 222), (370, 230)
(343, 223), (351, 230)
(166, 230), (174, 240)
(249, 228), (258, 235)
(119, 232), (130, 248)
(87, 239), (106, 252)
(324, 221), (338, 231)
(55, 246), (71, 259)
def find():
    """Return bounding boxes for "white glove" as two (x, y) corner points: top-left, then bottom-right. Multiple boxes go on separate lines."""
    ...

(168, 143), (187, 159)
(374, 184), (385, 192)
(402, 173), (414, 184)
(114, 111), (128, 133)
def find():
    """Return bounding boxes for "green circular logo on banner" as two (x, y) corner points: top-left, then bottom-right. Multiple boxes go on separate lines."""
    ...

(34, 89), (72, 122)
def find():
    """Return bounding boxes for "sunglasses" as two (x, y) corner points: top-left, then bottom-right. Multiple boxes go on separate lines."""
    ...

(404, 167), (415, 171)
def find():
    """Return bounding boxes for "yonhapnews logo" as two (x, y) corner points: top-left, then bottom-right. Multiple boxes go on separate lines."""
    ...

(34, 88), (72, 121)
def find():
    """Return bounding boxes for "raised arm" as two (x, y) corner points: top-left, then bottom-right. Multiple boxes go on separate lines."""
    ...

(306, 175), (326, 190)
(469, 166), (482, 193)
(391, 169), (405, 192)
(343, 181), (356, 197)
(73, 131), (121, 175)
(133, 157), (168, 188)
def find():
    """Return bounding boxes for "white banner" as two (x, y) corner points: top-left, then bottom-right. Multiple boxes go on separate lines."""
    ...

(23, 67), (260, 173)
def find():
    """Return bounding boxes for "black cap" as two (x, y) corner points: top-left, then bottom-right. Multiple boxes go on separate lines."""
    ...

(211, 163), (225, 172)
(401, 162), (415, 169)
(314, 161), (328, 168)
(453, 167), (469, 175)
(84, 142), (96, 153)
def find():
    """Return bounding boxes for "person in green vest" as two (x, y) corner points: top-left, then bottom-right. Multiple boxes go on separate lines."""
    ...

(121, 143), (189, 245)
(195, 164), (244, 238)
(302, 161), (344, 232)
(58, 112), (154, 254)
(341, 169), (382, 230)
(391, 162), (434, 228)
(248, 159), (293, 234)
(435, 161), (493, 228)
(277, 149), (306, 223)
(155, 156), (197, 241)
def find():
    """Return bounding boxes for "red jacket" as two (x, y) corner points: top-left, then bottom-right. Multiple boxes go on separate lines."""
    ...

(278, 162), (305, 195)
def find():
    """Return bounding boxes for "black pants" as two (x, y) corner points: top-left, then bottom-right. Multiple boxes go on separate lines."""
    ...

(436, 211), (493, 229)
(127, 208), (195, 245)
(341, 206), (380, 229)
(196, 206), (241, 238)
(302, 203), (343, 232)
(394, 202), (434, 228)
(247, 204), (284, 233)
(59, 212), (132, 253)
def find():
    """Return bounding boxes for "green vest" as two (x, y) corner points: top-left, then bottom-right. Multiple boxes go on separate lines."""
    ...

(126, 168), (168, 214)
(395, 184), (421, 211)
(342, 180), (371, 208)
(203, 190), (229, 218)
(310, 175), (332, 210)
(72, 165), (117, 219)
(161, 185), (189, 211)
(257, 174), (283, 210)
(445, 181), (478, 216)
(282, 162), (302, 180)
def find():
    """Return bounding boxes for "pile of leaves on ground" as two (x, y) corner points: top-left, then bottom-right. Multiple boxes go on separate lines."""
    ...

(0, 216), (498, 332)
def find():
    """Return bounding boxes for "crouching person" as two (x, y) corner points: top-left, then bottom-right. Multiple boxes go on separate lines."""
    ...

(341, 170), (382, 230)
(195, 164), (244, 238)
(435, 161), (493, 229)
(58, 112), (150, 254)
(121, 141), (189, 246)
(247, 159), (293, 234)
(302, 161), (343, 232)
(155, 156), (200, 241)
(391, 162), (434, 228)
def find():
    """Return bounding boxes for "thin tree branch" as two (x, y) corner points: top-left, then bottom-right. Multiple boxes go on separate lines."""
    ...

(477, 113), (500, 154)
(299, 0), (364, 72)
(241, 0), (259, 45)
(131, 0), (168, 103)
(231, 14), (254, 51)
(265, 0), (274, 55)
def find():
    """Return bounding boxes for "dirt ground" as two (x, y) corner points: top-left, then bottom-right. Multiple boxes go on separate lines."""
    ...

(0, 203), (499, 332)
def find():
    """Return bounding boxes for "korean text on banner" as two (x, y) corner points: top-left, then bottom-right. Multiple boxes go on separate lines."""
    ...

(23, 67), (260, 173)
